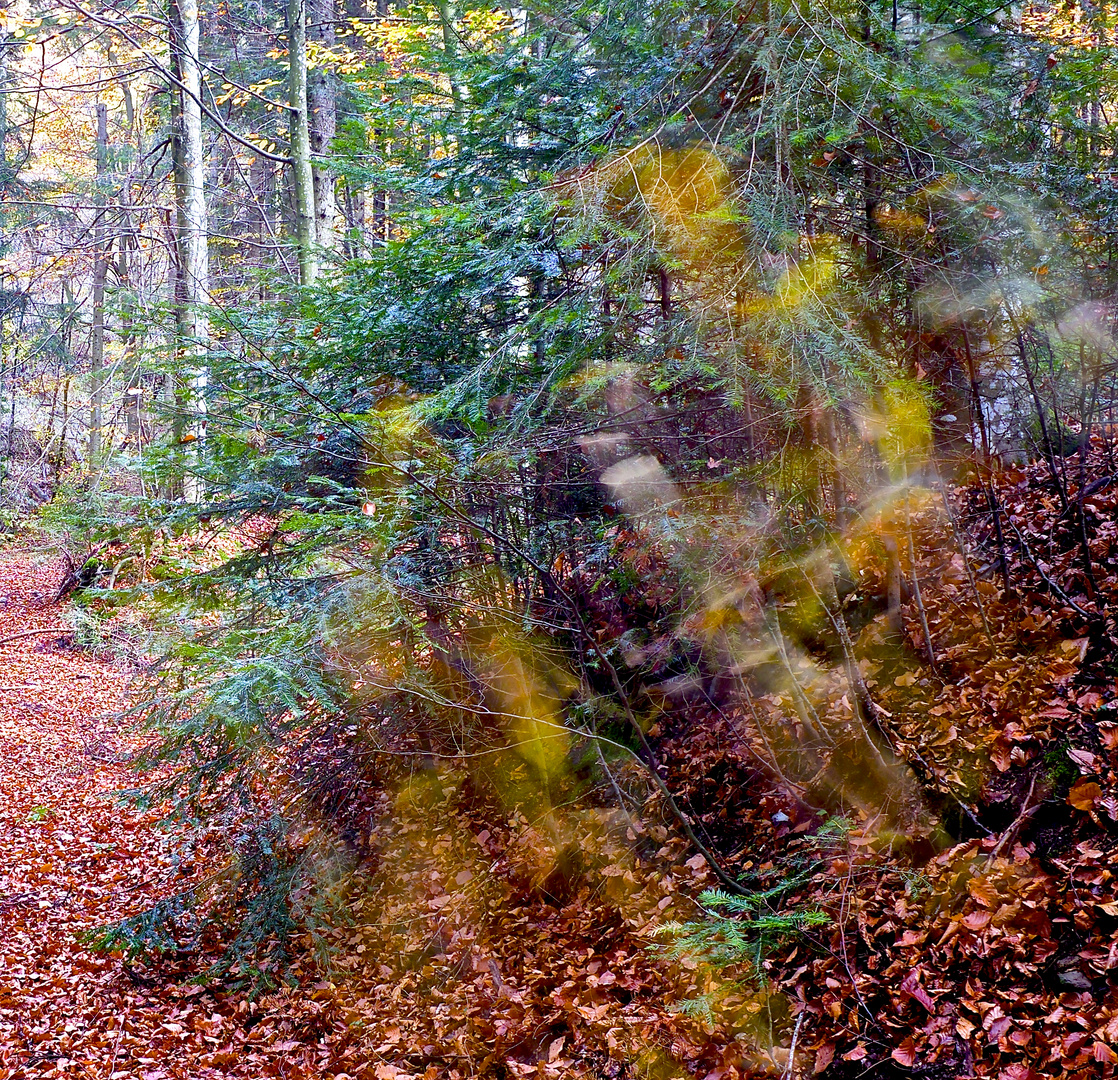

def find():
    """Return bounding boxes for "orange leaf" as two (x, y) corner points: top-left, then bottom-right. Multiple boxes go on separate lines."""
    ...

(1094, 1041), (1118, 1064)
(1068, 779), (1102, 812)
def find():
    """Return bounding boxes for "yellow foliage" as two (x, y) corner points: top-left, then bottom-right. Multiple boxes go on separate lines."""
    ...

(478, 634), (575, 815)
(880, 379), (932, 471)
(556, 141), (742, 270)
(873, 202), (929, 235)
(774, 244), (838, 310)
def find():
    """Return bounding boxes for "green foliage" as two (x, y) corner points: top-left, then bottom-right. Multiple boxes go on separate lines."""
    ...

(1043, 741), (1079, 795)
(653, 877), (829, 970)
(67, 603), (106, 650)
(86, 887), (197, 962)
(84, 816), (342, 993)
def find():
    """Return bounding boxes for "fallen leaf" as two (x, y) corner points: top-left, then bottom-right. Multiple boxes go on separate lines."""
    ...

(1068, 779), (1102, 811)
(891, 1038), (917, 1066)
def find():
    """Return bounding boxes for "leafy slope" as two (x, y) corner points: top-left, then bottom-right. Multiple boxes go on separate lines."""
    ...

(0, 552), (724, 1079)
(649, 445), (1118, 1078)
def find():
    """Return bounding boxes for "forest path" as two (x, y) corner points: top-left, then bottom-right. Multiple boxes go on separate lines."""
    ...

(0, 553), (328, 1080)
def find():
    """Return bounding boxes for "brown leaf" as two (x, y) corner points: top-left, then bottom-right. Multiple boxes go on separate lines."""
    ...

(963, 910), (991, 931)
(1068, 779), (1102, 811)
(990, 738), (1012, 772)
(968, 875), (999, 909)
(900, 970), (936, 1011)
(813, 1043), (835, 1074)
(1094, 1042), (1118, 1064)
(1068, 747), (1098, 771)
(891, 1038), (917, 1066)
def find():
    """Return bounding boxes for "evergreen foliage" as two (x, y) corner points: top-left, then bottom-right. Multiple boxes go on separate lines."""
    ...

(654, 882), (830, 970)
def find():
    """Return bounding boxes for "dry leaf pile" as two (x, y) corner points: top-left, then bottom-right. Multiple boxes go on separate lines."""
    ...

(0, 553), (438, 1080)
(0, 549), (728, 1079)
(639, 444), (1118, 1078)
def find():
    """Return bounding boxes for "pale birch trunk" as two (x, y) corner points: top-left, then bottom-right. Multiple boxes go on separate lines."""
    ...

(438, 0), (464, 118)
(289, 0), (318, 283)
(308, 0), (336, 258)
(171, 0), (210, 502)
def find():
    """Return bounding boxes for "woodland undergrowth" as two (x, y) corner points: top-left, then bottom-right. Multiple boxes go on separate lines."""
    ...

(29, 435), (1118, 1079)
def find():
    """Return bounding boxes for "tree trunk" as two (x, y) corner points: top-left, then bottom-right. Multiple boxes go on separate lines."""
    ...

(370, 0), (387, 246)
(119, 174), (140, 445)
(289, 0), (318, 283)
(252, 154), (276, 299)
(343, 178), (365, 255)
(168, 71), (186, 464)
(308, 0), (336, 258)
(89, 103), (109, 463)
(170, 0), (210, 502)
(438, 0), (465, 118)
(0, 29), (9, 180)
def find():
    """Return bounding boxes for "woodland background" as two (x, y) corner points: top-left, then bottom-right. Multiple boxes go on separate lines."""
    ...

(1, 0), (1118, 1077)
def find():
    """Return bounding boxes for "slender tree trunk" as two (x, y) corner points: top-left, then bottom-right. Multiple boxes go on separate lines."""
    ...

(370, 0), (387, 245)
(0, 29), (9, 180)
(168, 80), (186, 465)
(57, 375), (70, 483)
(438, 0), (465, 117)
(170, 0), (210, 502)
(343, 179), (366, 254)
(89, 103), (109, 462)
(252, 154), (276, 300)
(119, 178), (140, 445)
(115, 70), (142, 445)
(289, 0), (318, 283)
(308, 0), (336, 257)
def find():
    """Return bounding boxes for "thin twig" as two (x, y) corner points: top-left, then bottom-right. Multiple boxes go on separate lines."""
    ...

(989, 776), (1042, 861)
(783, 1009), (805, 1079)
(0, 627), (71, 647)
(1003, 517), (1093, 619)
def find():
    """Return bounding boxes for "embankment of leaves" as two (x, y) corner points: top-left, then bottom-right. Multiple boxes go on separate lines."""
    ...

(635, 440), (1118, 1077)
(66, 440), (1118, 1078)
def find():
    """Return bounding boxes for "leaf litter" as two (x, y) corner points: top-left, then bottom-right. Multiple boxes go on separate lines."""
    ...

(12, 444), (1118, 1078)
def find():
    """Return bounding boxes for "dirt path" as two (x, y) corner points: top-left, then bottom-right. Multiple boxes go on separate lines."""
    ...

(0, 554), (338, 1080)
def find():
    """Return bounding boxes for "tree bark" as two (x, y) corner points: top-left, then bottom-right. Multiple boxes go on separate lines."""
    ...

(119, 170), (140, 445)
(89, 102), (109, 462)
(252, 154), (276, 299)
(438, 0), (464, 118)
(170, 0), (210, 502)
(289, 0), (318, 283)
(307, 0), (336, 257)
(0, 27), (9, 180)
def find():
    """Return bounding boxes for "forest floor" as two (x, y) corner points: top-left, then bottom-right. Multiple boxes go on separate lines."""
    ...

(9, 446), (1118, 1080)
(0, 549), (714, 1080)
(0, 552), (374, 1080)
